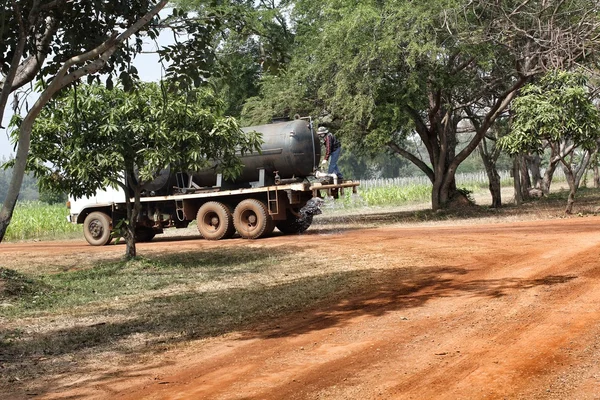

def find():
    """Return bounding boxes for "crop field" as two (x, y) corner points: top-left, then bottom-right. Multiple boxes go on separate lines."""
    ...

(3, 170), (570, 242)
(4, 201), (80, 242)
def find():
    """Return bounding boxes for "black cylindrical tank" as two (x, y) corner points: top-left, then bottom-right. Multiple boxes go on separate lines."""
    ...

(139, 119), (320, 194)
(192, 119), (321, 187)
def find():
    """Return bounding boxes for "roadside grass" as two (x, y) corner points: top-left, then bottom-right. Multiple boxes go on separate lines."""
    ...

(4, 201), (80, 242)
(1, 250), (295, 318)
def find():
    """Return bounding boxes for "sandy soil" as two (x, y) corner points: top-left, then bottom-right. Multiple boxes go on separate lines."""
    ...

(3, 216), (600, 399)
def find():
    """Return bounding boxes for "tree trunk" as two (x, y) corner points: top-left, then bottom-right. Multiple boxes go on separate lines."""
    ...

(563, 165), (576, 214)
(0, 96), (38, 242)
(432, 176), (443, 211)
(593, 147), (600, 188)
(559, 150), (591, 214)
(123, 176), (141, 260)
(512, 157), (522, 206)
(541, 156), (560, 196)
(487, 169), (502, 208)
(432, 167), (463, 210)
(123, 224), (137, 259)
(526, 154), (543, 189)
(574, 150), (591, 189)
(478, 139), (502, 208)
(519, 155), (531, 200)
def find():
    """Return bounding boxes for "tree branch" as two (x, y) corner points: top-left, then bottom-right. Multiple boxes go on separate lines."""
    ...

(387, 141), (435, 182)
(0, 0), (28, 127)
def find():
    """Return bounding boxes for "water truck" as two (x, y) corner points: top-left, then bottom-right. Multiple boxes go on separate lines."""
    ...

(67, 118), (359, 245)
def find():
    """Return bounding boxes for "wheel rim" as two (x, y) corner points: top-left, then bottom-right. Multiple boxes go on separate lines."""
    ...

(203, 212), (221, 233)
(240, 210), (258, 231)
(88, 219), (105, 239)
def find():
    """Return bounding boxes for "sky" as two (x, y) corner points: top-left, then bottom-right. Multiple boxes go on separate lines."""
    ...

(0, 10), (174, 160)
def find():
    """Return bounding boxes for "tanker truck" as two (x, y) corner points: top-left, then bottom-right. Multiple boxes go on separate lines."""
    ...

(67, 118), (359, 245)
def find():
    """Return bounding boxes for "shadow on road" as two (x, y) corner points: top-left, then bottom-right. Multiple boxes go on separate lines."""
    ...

(0, 242), (578, 398)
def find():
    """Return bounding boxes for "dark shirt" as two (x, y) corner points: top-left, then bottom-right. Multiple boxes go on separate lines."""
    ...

(323, 133), (341, 160)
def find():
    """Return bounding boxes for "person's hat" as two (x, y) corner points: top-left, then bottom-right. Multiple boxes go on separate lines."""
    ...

(317, 126), (329, 135)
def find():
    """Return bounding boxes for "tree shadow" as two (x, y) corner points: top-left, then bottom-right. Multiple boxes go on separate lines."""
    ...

(0, 247), (578, 398)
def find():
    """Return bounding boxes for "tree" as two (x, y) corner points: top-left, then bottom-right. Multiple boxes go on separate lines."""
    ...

(242, 0), (600, 210)
(0, 0), (172, 242)
(499, 71), (600, 213)
(0, 0), (226, 242)
(19, 82), (261, 258)
(172, 0), (295, 118)
(477, 120), (510, 208)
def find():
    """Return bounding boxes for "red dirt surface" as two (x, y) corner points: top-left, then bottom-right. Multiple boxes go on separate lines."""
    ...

(4, 216), (600, 399)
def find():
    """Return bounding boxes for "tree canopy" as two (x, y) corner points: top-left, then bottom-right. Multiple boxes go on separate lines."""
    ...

(0, 0), (176, 242)
(20, 82), (261, 256)
(0, 0), (229, 242)
(499, 70), (600, 213)
(239, 0), (600, 210)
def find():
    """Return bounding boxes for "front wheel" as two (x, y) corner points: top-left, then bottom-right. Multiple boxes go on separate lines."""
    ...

(83, 211), (113, 246)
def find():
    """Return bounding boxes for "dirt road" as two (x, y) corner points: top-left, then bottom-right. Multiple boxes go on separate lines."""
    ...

(4, 216), (600, 399)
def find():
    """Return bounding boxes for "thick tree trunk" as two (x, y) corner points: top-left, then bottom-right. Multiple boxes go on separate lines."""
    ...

(478, 140), (502, 208)
(519, 155), (531, 200)
(432, 177), (443, 211)
(541, 158), (559, 196)
(526, 154), (543, 189)
(487, 169), (502, 208)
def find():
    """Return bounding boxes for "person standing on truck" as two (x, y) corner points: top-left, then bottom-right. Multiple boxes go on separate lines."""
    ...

(317, 126), (343, 181)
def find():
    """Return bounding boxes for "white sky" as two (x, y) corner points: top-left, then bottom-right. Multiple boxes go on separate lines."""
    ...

(0, 10), (174, 160)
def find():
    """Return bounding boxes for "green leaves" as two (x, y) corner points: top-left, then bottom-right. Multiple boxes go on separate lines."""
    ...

(24, 82), (262, 198)
(500, 70), (600, 155)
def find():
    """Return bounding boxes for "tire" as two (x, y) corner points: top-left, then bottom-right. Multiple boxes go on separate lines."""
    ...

(276, 210), (313, 234)
(233, 199), (272, 239)
(135, 227), (156, 242)
(83, 211), (113, 246)
(197, 201), (235, 240)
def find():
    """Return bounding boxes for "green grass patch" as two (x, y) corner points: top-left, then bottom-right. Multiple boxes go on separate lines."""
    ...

(358, 184), (431, 206)
(0, 248), (299, 318)
(4, 201), (80, 242)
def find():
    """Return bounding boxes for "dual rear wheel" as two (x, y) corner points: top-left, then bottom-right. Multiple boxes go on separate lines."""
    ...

(233, 199), (275, 239)
(196, 199), (276, 240)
